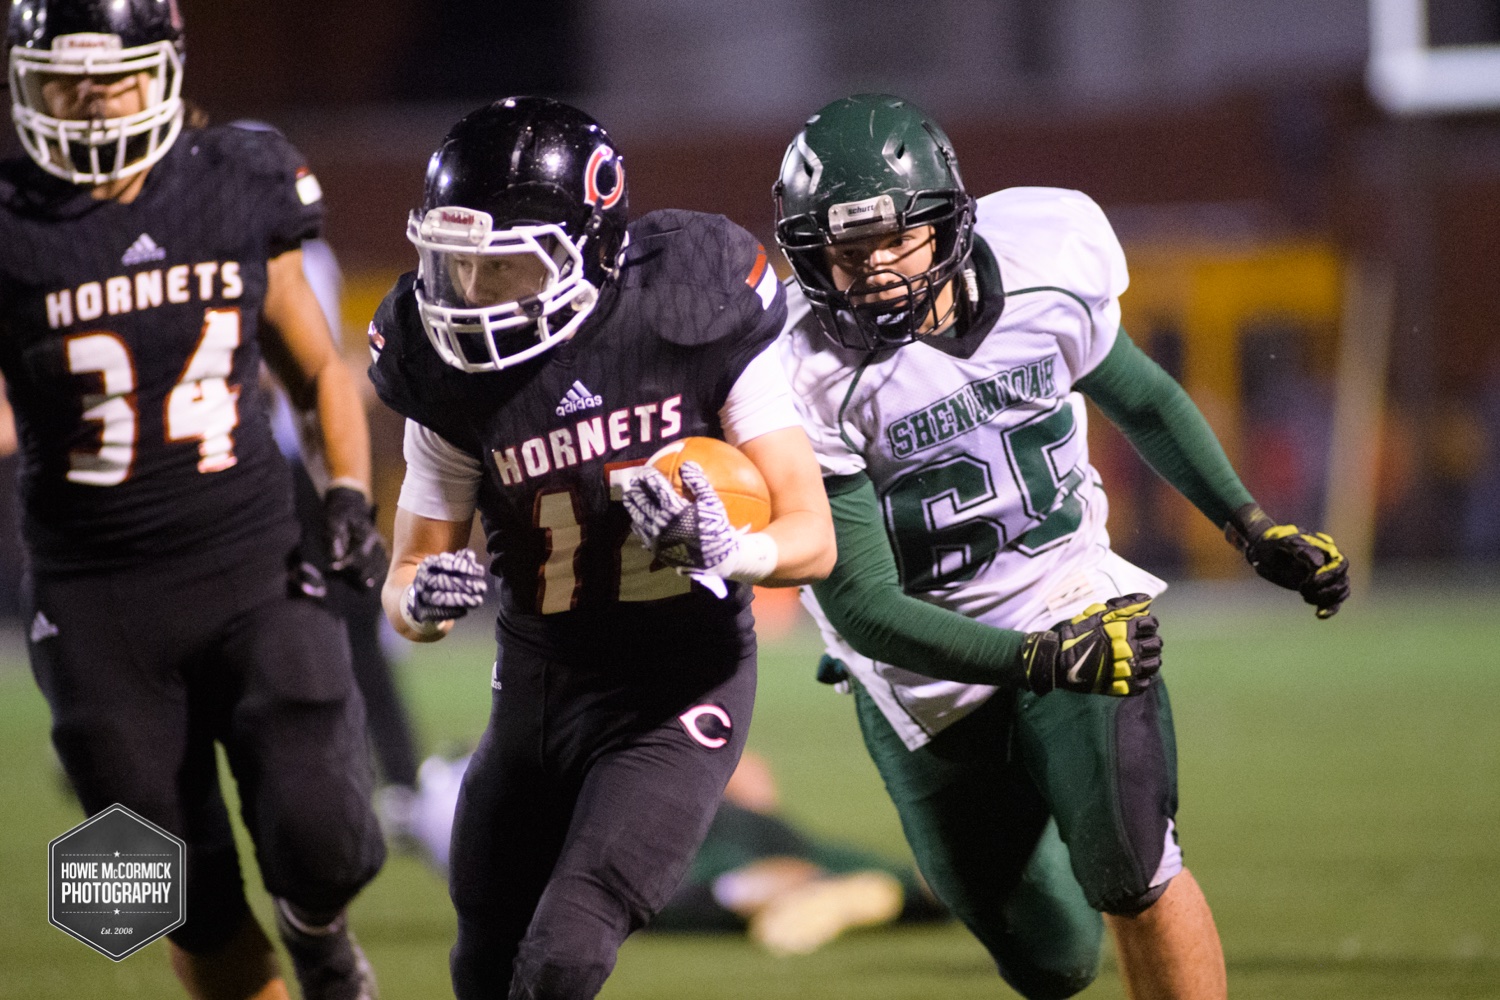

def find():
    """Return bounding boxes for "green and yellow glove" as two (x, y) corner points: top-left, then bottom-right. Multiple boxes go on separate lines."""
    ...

(1226, 503), (1350, 619)
(1019, 594), (1162, 697)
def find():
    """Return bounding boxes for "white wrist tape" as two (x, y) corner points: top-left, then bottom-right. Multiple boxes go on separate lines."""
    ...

(327, 476), (372, 499)
(720, 532), (779, 584)
(399, 584), (446, 639)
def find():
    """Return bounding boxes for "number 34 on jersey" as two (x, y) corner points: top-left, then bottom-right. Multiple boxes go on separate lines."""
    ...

(66, 306), (244, 486)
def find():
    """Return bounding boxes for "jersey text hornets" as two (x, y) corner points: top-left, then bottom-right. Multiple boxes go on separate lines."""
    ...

(44, 262), (244, 329)
(493, 394), (683, 484)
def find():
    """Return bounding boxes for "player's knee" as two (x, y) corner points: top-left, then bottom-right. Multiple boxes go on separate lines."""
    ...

(986, 926), (1101, 1000)
(1096, 877), (1170, 917)
(262, 809), (385, 914)
(997, 959), (1098, 1000)
(508, 954), (614, 1000)
(510, 880), (636, 996)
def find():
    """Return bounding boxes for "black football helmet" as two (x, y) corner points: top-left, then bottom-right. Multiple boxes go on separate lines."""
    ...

(7, 0), (185, 184)
(774, 94), (975, 351)
(407, 96), (629, 373)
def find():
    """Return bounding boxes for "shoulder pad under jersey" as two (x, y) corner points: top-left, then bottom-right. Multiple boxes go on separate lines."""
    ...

(204, 122), (309, 183)
(0, 156), (91, 223)
(973, 187), (1128, 307)
(616, 209), (785, 347)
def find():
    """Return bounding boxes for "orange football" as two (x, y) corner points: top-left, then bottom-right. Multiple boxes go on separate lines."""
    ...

(648, 436), (772, 533)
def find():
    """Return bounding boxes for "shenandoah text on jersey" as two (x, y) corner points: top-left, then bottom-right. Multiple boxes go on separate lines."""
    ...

(0, 124), (323, 574)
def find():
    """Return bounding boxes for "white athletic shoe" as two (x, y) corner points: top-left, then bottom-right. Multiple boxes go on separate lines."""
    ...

(407, 753), (470, 873)
(749, 871), (905, 956)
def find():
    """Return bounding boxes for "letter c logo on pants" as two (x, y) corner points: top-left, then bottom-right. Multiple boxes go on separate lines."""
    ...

(678, 703), (732, 749)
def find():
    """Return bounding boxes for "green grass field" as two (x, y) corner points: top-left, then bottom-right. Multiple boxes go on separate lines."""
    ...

(2, 581), (1497, 999)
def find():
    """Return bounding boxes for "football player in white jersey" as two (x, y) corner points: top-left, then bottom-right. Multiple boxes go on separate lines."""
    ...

(774, 94), (1349, 1000)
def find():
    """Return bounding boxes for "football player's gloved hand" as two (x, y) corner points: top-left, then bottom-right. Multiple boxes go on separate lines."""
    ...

(1019, 594), (1162, 697)
(621, 462), (778, 585)
(400, 549), (488, 637)
(323, 485), (388, 591)
(1226, 503), (1349, 619)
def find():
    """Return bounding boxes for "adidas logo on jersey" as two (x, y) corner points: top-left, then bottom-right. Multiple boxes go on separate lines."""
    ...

(121, 233), (167, 266)
(30, 611), (59, 643)
(555, 380), (603, 417)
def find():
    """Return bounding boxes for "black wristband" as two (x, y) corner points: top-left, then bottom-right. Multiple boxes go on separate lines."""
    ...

(1224, 502), (1274, 552)
(1019, 630), (1059, 696)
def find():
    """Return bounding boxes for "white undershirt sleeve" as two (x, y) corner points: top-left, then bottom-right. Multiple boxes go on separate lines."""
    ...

(718, 344), (803, 448)
(398, 419), (482, 523)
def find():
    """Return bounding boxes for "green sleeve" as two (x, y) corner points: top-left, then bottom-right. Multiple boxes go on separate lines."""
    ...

(809, 473), (1028, 687)
(1075, 330), (1254, 529)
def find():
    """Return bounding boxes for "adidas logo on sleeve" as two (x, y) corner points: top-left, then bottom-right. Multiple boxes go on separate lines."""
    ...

(555, 380), (603, 416)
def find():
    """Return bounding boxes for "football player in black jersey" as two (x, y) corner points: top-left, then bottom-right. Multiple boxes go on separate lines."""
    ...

(369, 97), (835, 999)
(0, 3), (386, 998)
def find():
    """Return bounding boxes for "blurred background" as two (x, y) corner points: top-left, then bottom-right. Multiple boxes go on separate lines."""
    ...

(0, 0), (1496, 605)
(2, 3), (1499, 998)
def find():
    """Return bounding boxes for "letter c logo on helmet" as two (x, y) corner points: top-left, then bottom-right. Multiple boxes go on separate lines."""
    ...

(583, 146), (625, 210)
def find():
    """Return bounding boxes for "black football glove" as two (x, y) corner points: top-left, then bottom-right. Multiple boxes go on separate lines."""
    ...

(1019, 594), (1163, 697)
(324, 485), (388, 591)
(1226, 503), (1349, 619)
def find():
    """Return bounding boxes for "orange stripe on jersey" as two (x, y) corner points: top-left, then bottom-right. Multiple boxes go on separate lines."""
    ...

(745, 246), (768, 289)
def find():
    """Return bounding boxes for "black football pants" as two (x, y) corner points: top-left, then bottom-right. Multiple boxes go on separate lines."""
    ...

(449, 618), (756, 1000)
(25, 548), (386, 953)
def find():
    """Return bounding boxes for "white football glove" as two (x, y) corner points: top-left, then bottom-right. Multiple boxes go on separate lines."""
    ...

(401, 549), (488, 636)
(621, 462), (778, 586)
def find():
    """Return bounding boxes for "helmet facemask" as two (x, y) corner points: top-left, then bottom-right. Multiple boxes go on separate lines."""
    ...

(9, 33), (183, 184)
(778, 188), (975, 352)
(407, 206), (602, 374)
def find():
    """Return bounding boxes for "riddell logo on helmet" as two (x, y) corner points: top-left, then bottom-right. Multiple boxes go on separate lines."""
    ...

(54, 34), (122, 51)
(440, 209), (477, 226)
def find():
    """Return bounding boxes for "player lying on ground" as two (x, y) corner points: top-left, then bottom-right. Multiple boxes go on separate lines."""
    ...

(369, 97), (834, 1000)
(2, 2), (388, 998)
(773, 94), (1349, 1000)
(649, 749), (949, 954)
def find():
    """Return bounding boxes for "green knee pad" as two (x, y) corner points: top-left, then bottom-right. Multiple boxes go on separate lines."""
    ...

(1016, 681), (1180, 914)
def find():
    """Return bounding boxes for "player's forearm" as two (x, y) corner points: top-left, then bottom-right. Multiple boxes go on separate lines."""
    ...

(1076, 330), (1253, 529)
(813, 476), (1028, 687)
(381, 556), (462, 643)
(760, 507), (837, 586)
(312, 359), (373, 493)
(740, 425), (837, 586)
(382, 507), (478, 642)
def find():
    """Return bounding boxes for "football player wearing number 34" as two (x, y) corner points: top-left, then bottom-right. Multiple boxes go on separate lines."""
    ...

(370, 98), (833, 1000)
(0, 2), (387, 999)
(775, 95), (1350, 1000)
